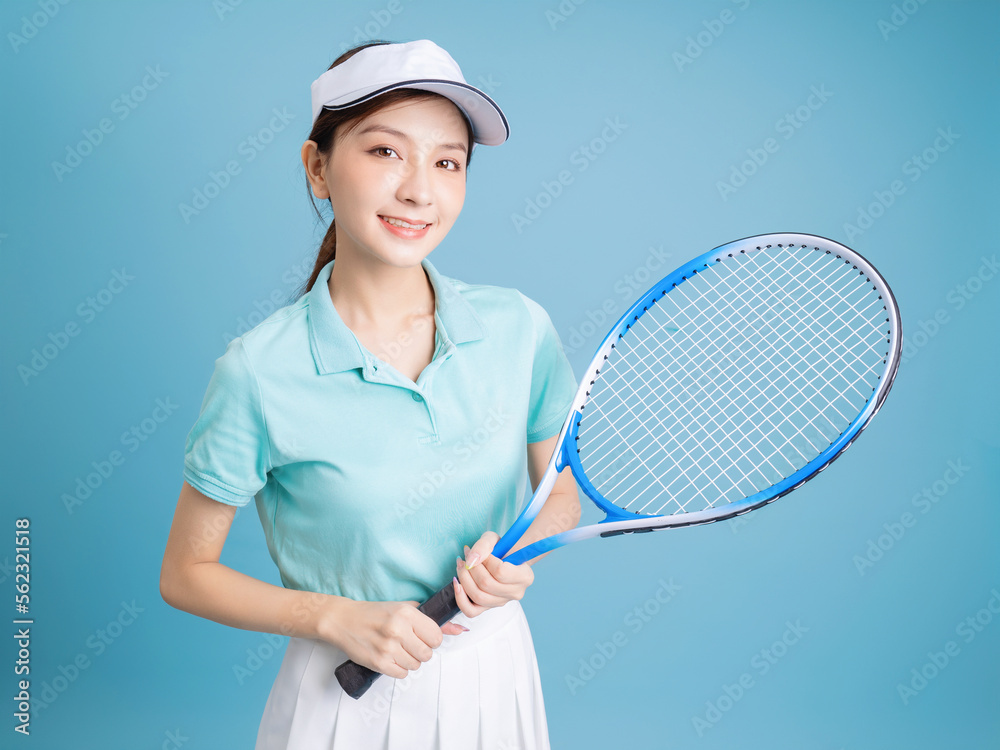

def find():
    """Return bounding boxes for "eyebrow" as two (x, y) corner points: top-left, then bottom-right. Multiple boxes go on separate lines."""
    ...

(355, 124), (468, 154)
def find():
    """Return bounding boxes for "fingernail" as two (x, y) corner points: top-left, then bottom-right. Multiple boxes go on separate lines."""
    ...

(465, 552), (481, 570)
(456, 624), (470, 632)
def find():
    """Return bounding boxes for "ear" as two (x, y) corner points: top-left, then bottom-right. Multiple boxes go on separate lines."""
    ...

(301, 140), (331, 200)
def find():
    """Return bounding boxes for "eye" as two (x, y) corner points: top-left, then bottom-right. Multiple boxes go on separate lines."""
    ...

(438, 158), (463, 172)
(371, 146), (399, 159)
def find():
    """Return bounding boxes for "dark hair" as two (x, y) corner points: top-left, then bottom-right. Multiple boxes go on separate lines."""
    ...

(296, 41), (476, 298)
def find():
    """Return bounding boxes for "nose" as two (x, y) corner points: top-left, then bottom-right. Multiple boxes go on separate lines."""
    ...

(394, 159), (433, 206)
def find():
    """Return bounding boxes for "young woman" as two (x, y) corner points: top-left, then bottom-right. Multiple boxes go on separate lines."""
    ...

(160, 39), (581, 749)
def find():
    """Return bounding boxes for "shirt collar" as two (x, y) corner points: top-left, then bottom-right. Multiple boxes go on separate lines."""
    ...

(307, 257), (487, 375)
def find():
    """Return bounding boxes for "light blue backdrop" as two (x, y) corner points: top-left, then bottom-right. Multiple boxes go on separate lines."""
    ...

(2, 0), (998, 747)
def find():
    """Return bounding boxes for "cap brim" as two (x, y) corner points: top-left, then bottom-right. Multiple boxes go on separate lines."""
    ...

(321, 79), (509, 146)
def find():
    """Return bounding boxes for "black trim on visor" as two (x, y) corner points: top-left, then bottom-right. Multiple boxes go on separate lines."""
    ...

(320, 78), (510, 143)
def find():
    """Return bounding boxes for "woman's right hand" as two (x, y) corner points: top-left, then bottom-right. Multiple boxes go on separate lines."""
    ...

(161, 484), (467, 682)
(323, 599), (467, 679)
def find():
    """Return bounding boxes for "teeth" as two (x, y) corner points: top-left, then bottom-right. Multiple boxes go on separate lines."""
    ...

(383, 217), (427, 229)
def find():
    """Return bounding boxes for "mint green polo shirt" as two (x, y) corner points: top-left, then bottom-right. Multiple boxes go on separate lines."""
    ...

(182, 258), (577, 604)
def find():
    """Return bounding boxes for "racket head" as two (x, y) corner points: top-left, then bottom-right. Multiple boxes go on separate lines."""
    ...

(558, 232), (901, 531)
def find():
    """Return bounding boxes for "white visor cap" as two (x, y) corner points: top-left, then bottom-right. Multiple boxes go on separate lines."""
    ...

(310, 39), (509, 146)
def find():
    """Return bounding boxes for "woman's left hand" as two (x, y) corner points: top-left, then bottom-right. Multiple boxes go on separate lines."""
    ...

(452, 531), (534, 617)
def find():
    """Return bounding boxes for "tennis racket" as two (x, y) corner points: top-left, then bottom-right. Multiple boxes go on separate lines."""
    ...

(336, 232), (901, 698)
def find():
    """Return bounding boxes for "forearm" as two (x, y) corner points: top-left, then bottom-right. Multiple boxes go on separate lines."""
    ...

(161, 560), (343, 644)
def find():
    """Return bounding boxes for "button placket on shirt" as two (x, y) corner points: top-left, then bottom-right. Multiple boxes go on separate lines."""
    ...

(360, 340), (456, 444)
(411, 341), (457, 442)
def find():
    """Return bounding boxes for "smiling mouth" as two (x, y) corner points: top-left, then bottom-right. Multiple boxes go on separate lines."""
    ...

(380, 216), (429, 230)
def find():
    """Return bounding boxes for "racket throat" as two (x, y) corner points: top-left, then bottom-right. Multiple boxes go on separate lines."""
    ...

(494, 415), (575, 560)
(494, 458), (562, 559)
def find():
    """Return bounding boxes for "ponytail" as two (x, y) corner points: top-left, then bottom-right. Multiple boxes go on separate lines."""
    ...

(303, 216), (337, 295)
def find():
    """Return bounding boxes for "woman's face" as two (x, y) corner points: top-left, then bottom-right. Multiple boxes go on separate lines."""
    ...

(312, 96), (470, 270)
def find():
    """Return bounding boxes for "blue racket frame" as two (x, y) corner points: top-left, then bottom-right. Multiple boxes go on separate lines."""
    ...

(499, 232), (901, 565)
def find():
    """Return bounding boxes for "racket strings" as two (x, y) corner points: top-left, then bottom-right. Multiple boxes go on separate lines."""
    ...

(641, 251), (882, 511)
(576, 245), (891, 516)
(721, 249), (878, 378)
(591, 322), (765, 510)
(680, 250), (879, 433)
(642, 249), (885, 510)
(590, 292), (799, 513)
(587, 252), (842, 507)
(624, 248), (884, 511)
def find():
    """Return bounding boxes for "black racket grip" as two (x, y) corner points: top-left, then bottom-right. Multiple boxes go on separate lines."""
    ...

(335, 580), (461, 699)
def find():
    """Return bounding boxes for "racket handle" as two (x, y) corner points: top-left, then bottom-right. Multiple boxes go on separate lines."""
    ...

(334, 581), (461, 699)
(416, 579), (463, 625)
(334, 657), (380, 700)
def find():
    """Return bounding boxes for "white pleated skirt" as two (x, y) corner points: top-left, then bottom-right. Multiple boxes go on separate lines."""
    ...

(255, 600), (550, 750)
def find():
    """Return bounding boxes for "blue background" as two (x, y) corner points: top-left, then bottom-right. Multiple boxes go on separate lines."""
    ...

(2, 0), (998, 747)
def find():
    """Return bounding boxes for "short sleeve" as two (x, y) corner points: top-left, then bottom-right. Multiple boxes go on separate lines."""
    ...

(518, 292), (578, 443)
(183, 337), (271, 506)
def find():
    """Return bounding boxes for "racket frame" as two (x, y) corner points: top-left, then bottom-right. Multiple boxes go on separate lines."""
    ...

(500, 232), (901, 565)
